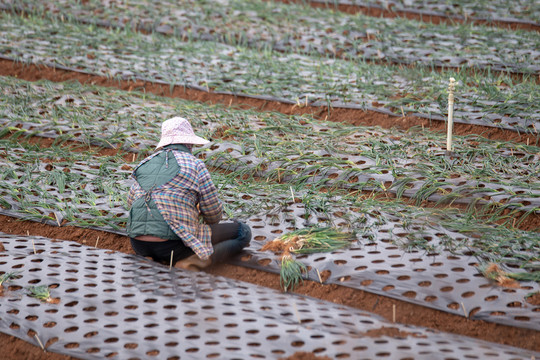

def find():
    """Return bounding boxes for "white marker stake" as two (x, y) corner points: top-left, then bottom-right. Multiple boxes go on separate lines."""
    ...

(447, 78), (456, 152)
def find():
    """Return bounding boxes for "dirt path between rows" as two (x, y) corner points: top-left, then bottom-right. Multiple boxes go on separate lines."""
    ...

(276, 0), (540, 32)
(1, 59), (538, 147)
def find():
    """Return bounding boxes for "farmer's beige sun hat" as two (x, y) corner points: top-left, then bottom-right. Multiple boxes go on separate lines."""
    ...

(156, 117), (210, 149)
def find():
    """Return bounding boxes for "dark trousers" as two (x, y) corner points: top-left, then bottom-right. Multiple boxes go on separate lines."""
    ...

(130, 221), (251, 265)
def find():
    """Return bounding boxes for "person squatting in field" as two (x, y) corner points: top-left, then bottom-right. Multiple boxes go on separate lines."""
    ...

(126, 116), (252, 271)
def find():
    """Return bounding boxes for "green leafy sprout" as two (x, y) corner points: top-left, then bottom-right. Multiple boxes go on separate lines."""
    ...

(280, 254), (308, 293)
(26, 285), (59, 303)
(0, 271), (21, 287)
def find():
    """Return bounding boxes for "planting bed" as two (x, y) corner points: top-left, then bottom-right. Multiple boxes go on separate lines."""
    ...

(0, 1), (539, 359)
(1, 233), (539, 360)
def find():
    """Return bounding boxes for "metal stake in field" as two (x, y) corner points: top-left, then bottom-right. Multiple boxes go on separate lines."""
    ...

(446, 78), (456, 152)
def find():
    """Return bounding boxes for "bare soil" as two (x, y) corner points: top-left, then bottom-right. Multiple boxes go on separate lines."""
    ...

(0, 59), (539, 359)
(276, 0), (540, 32)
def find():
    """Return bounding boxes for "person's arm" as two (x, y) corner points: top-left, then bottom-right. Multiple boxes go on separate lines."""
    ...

(197, 161), (223, 224)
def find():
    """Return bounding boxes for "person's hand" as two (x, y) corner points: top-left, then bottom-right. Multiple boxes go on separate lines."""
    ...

(197, 204), (205, 224)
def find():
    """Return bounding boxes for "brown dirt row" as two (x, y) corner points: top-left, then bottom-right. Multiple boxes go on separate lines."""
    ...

(0, 214), (539, 360)
(275, 0), (540, 32)
(1, 59), (538, 146)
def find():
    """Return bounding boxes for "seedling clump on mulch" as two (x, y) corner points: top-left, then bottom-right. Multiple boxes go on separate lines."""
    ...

(262, 227), (356, 255)
(280, 254), (309, 292)
(26, 285), (60, 304)
(478, 262), (540, 288)
(0, 271), (21, 295)
(262, 227), (356, 292)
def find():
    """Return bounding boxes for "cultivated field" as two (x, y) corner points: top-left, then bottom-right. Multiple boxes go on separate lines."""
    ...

(0, 1), (538, 359)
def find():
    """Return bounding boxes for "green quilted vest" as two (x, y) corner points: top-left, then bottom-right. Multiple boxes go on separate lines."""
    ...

(127, 144), (191, 240)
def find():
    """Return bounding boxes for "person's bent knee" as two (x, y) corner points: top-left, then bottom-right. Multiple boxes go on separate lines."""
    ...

(238, 222), (252, 248)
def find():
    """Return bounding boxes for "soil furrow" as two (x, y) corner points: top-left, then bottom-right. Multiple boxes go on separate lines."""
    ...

(275, 0), (540, 32)
(1, 59), (537, 147)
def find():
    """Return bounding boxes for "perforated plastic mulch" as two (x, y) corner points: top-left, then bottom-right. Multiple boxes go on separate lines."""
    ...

(1, 233), (539, 360)
(235, 204), (540, 332)
(204, 140), (540, 213)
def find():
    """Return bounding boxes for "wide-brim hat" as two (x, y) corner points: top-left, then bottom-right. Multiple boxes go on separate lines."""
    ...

(156, 116), (210, 149)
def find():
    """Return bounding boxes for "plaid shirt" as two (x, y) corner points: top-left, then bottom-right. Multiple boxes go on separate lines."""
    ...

(127, 149), (223, 260)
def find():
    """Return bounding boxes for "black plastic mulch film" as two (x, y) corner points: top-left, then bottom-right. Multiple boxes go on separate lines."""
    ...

(0, 233), (539, 360)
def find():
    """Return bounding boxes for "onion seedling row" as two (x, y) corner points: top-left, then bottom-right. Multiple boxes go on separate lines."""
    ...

(1, 75), (538, 218)
(0, 13), (538, 133)
(203, 134), (540, 215)
(0, 139), (133, 230)
(2, 0), (539, 74)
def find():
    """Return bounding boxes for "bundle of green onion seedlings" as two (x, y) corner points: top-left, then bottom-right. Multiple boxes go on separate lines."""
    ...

(478, 262), (540, 287)
(263, 227), (356, 292)
(262, 227), (357, 255)
(280, 254), (308, 292)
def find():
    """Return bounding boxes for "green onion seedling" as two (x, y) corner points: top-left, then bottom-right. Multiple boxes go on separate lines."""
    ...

(0, 271), (21, 293)
(27, 285), (60, 304)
